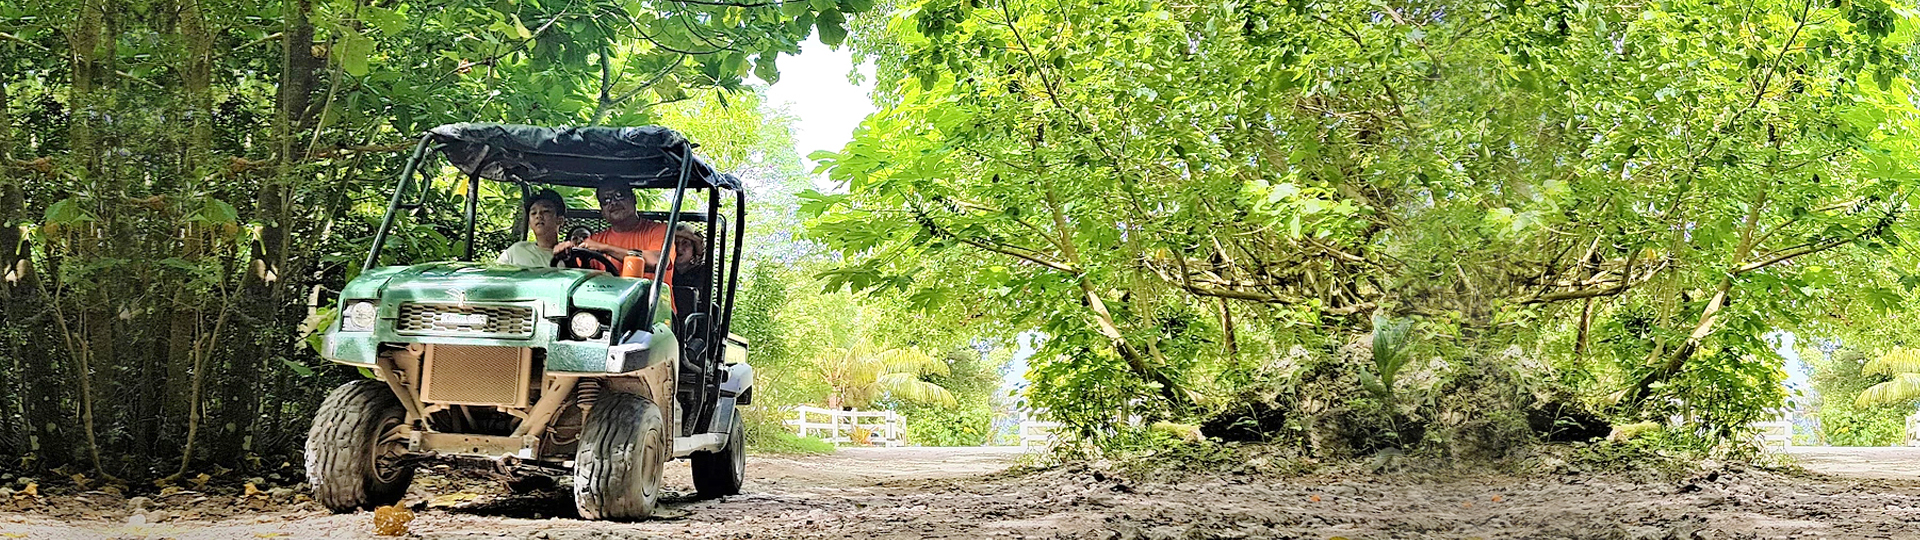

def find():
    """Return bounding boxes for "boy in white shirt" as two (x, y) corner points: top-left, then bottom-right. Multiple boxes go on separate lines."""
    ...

(496, 188), (566, 267)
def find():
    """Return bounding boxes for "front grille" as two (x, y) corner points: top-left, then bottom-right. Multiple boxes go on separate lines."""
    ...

(422, 344), (531, 407)
(396, 303), (534, 337)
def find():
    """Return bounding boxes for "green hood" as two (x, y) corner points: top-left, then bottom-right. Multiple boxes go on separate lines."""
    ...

(342, 261), (659, 329)
(324, 261), (669, 372)
(372, 262), (599, 315)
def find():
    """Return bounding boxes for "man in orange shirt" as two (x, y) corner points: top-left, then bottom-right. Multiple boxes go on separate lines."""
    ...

(553, 180), (700, 286)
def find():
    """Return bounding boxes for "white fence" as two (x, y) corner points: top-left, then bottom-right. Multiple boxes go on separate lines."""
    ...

(1906, 412), (1920, 446)
(1747, 410), (1795, 452)
(1019, 421), (1062, 448)
(787, 406), (907, 447)
(1751, 419), (1792, 452)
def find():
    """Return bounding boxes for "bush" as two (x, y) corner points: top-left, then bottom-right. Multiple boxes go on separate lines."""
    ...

(742, 406), (835, 455)
(905, 406), (993, 446)
(748, 429), (837, 455)
(1819, 404), (1906, 446)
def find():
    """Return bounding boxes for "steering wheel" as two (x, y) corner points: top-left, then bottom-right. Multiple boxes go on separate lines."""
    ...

(549, 228), (620, 271)
(550, 247), (619, 271)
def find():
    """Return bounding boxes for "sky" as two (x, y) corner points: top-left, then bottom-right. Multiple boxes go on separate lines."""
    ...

(761, 41), (877, 186)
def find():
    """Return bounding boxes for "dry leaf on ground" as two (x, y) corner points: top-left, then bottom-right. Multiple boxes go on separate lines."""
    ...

(373, 504), (414, 536)
(427, 492), (482, 508)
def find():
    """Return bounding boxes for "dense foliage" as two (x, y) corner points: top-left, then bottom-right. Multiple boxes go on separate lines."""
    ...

(806, 0), (1920, 454)
(0, 0), (866, 480)
(1811, 348), (1911, 446)
(4, 0), (1920, 483)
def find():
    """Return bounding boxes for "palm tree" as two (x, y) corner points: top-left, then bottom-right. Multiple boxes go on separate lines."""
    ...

(812, 344), (957, 409)
(1854, 347), (1920, 407)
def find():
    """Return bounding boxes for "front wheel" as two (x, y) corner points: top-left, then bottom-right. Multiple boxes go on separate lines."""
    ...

(574, 392), (666, 520)
(305, 380), (414, 512)
(691, 413), (745, 498)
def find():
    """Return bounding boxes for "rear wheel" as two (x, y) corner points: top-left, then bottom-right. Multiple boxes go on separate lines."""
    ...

(691, 413), (745, 498)
(574, 391), (666, 520)
(305, 380), (414, 512)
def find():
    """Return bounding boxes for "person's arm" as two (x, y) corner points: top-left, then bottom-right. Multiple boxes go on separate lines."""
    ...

(558, 238), (662, 267)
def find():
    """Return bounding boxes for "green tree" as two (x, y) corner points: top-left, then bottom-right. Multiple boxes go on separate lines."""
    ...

(812, 344), (956, 409)
(1856, 348), (1920, 408)
(0, 0), (871, 478)
(806, 0), (1920, 443)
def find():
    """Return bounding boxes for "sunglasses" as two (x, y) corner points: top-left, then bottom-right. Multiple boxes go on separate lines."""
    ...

(597, 191), (634, 205)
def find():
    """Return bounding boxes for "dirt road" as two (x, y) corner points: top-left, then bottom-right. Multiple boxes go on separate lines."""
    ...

(1789, 446), (1920, 480)
(6, 446), (1920, 539)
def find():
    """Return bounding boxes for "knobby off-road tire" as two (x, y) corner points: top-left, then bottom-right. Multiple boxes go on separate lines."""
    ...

(306, 380), (414, 512)
(574, 391), (667, 520)
(690, 413), (745, 498)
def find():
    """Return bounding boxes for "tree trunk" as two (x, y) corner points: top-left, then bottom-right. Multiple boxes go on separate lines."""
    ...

(161, 0), (218, 451)
(175, 304), (232, 478)
(1625, 188), (1769, 406)
(68, 0), (104, 174)
(0, 79), (18, 291)
(1043, 188), (1188, 408)
(265, 0), (317, 282)
(181, 0), (212, 166)
(0, 79), (15, 458)
(63, 0), (116, 479)
(1575, 298), (1594, 359)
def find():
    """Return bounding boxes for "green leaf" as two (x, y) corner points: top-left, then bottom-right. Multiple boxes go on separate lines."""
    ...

(1866, 288), (1904, 312)
(338, 32), (374, 77)
(721, 52), (749, 79)
(815, 8), (847, 47)
(283, 359), (316, 377)
(44, 198), (95, 224)
(510, 14), (534, 40)
(362, 6), (407, 34)
(754, 51), (780, 84)
(796, 188), (850, 216)
(782, 0), (811, 17)
(195, 198), (238, 225)
(1864, 348), (1920, 376)
(1858, 373), (1920, 408)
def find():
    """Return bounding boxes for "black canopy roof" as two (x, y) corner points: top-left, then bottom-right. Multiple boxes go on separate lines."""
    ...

(426, 123), (738, 190)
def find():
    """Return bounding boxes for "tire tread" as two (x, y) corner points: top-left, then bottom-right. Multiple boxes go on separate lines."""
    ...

(574, 392), (662, 520)
(305, 379), (411, 512)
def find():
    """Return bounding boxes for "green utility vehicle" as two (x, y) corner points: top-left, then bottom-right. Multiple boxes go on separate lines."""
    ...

(307, 123), (752, 520)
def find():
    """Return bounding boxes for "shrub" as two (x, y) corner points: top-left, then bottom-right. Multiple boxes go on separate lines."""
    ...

(905, 406), (993, 446)
(1819, 404), (1907, 446)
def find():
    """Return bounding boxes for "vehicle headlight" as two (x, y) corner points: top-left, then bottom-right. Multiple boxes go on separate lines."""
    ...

(570, 311), (603, 340)
(343, 301), (378, 331)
